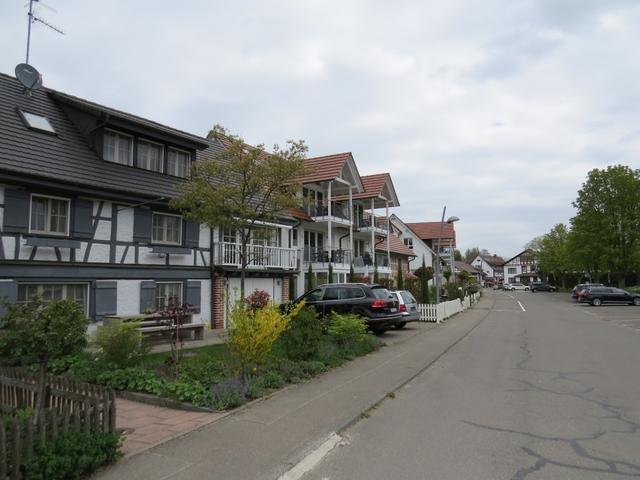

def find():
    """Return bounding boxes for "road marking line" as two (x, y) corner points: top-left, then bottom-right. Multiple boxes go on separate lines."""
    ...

(517, 301), (526, 312)
(506, 294), (515, 299)
(278, 433), (342, 480)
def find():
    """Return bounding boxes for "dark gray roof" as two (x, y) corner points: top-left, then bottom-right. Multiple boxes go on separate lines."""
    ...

(0, 72), (219, 199)
(50, 90), (209, 148)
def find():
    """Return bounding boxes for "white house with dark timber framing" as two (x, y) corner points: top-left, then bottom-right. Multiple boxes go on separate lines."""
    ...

(0, 72), (299, 329)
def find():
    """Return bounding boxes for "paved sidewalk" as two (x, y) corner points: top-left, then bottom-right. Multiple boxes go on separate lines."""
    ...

(117, 399), (222, 456)
(96, 296), (492, 479)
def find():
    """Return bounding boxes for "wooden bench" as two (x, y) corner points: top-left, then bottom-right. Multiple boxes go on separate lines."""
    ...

(104, 312), (205, 343)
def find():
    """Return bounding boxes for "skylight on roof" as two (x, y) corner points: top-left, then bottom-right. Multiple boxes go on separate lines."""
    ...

(20, 110), (56, 134)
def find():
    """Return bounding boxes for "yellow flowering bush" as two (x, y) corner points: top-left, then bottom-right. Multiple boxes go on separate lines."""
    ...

(227, 301), (304, 393)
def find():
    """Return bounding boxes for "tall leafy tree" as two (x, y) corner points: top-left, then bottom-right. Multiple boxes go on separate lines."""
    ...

(453, 249), (462, 261)
(463, 247), (480, 263)
(570, 165), (640, 286)
(172, 125), (308, 298)
(537, 224), (570, 287)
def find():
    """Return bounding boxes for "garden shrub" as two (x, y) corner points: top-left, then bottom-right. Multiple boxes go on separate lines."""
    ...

(68, 355), (115, 383)
(227, 302), (302, 392)
(244, 289), (271, 310)
(96, 368), (164, 395)
(177, 357), (226, 386)
(327, 312), (367, 348)
(95, 319), (149, 368)
(161, 380), (210, 406)
(209, 378), (245, 410)
(279, 306), (323, 360)
(24, 430), (121, 480)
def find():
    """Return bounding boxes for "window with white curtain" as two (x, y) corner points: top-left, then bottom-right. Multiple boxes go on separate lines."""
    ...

(167, 148), (191, 178)
(17, 283), (88, 315)
(137, 139), (164, 173)
(103, 130), (133, 165)
(152, 213), (182, 244)
(156, 282), (182, 309)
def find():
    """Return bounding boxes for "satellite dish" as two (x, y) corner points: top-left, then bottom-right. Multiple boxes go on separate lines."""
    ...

(15, 63), (43, 92)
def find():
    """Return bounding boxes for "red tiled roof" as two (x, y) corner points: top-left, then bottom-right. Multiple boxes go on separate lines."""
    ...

(375, 233), (416, 257)
(406, 222), (456, 245)
(293, 152), (353, 184)
(333, 173), (390, 201)
(287, 208), (312, 222)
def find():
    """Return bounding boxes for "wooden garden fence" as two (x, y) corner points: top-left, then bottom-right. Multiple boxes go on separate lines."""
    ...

(0, 367), (116, 479)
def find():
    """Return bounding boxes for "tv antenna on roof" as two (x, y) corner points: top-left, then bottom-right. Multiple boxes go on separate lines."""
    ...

(24, 0), (64, 65)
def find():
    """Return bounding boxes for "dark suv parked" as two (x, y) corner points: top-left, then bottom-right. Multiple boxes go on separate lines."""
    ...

(581, 287), (640, 306)
(530, 282), (557, 292)
(294, 283), (402, 333)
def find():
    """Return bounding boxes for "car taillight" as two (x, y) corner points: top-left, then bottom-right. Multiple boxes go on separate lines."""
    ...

(372, 299), (387, 309)
(399, 304), (407, 312)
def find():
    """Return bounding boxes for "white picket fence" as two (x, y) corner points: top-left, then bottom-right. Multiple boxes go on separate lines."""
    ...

(418, 292), (481, 323)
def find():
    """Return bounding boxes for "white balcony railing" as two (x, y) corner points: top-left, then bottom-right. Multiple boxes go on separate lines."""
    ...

(213, 242), (298, 270)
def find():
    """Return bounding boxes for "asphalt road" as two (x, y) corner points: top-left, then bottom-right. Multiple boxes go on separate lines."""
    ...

(303, 290), (640, 480)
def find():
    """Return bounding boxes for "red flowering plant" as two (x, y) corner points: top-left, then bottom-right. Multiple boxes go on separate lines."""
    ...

(244, 289), (271, 310)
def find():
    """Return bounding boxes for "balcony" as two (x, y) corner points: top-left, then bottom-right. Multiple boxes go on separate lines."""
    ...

(353, 252), (392, 276)
(213, 242), (298, 270)
(303, 248), (352, 267)
(358, 218), (388, 236)
(308, 204), (352, 226)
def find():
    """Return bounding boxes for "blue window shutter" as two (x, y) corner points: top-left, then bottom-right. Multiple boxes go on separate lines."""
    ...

(184, 220), (200, 248)
(95, 280), (117, 319)
(186, 280), (201, 312)
(140, 280), (156, 313)
(133, 208), (152, 244)
(0, 280), (17, 317)
(3, 189), (30, 233)
(72, 198), (94, 239)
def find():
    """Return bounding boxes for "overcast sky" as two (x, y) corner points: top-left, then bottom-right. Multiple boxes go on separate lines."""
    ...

(2, 0), (638, 257)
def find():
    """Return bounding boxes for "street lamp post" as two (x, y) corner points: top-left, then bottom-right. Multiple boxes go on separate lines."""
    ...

(435, 207), (459, 304)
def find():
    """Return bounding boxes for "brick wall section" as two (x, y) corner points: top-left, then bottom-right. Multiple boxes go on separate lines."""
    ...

(212, 274), (226, 330)
(281, 276), (290, 304)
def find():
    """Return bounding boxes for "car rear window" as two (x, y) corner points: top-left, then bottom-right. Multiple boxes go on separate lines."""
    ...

(371, 287), (392, 299)
(400, 291), (416, 304)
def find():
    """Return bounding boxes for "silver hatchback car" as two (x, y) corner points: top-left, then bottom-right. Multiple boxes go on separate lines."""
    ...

(390, 290), (420, 328)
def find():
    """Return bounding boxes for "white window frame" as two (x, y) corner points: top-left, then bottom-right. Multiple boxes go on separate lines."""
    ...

(403, 237), (413, 249)
(156, 282), (183, 310)
(29, 194), (71, 236)
(152, 212), (183, 245)
(137, 138), (165, 173)
(167, 147), (191, 178)
(17, 282), (90, 316)
(103, 129), (134, 166)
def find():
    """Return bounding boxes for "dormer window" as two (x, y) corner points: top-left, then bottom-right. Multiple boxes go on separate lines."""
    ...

(104, 130), (133, 166)
(167, 148), (191, 178)
(138, 139), (164, 173)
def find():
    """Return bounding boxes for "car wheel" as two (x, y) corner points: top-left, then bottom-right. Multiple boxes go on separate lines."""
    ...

(525, 287), (529, 291)
(592, 298), (602, 306)
(394, 322), (407, 329)
(633, 298), (640, 306)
